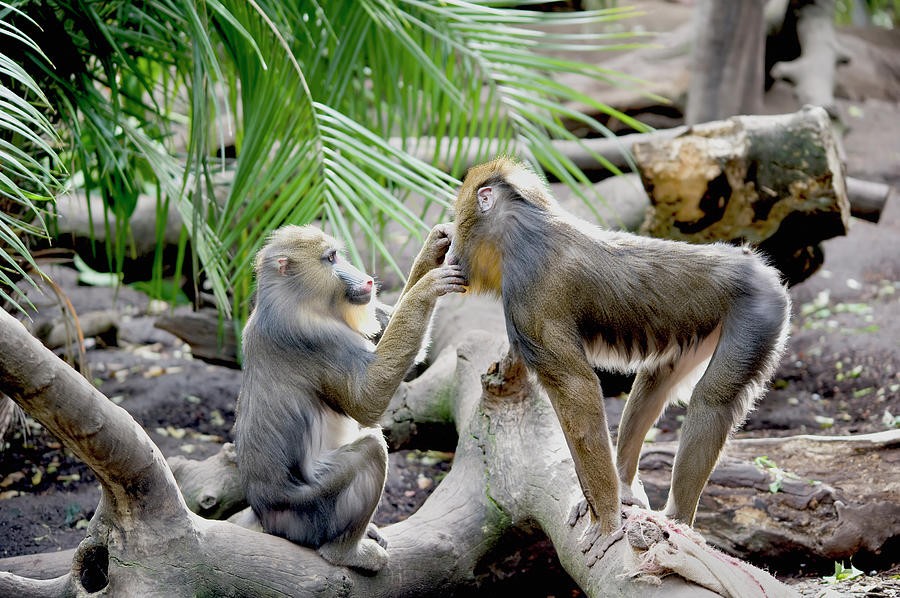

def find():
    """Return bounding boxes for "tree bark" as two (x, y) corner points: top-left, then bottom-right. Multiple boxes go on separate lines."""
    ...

(634, 106), (849, 283)
(639, 431), (900, 566)
(685, 1), (766, 125)
(770, 0), (847, 116)
(0, 306), (796, 597)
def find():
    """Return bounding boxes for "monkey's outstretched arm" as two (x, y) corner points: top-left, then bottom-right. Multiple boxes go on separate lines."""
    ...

(334, 264), (467, 425)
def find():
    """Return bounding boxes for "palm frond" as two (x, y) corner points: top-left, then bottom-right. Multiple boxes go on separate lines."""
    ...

(0, 1), (63, 313)
(8, 0), (652, 329)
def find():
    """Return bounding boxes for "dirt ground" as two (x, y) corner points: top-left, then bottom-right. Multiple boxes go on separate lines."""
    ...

(2, 159), (897, 595)
(2, 9), (900, 598)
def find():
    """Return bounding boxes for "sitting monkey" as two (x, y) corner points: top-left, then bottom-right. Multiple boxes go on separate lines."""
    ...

(234, 224), (465, 572)
(448, 158), (790, 542)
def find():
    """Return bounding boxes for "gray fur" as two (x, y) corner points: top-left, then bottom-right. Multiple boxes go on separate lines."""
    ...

(235, 224), (464, 572)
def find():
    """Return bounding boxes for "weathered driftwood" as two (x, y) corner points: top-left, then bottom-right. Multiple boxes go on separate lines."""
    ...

(634, 106), (848, 283)
(639, 431), (900, 566)
(168, 442), (245, 520)
(0, 305), (797, 597)
(685, 1), (766, 125)
(154, 308), (240, 368)
(770, 0), (848, 116)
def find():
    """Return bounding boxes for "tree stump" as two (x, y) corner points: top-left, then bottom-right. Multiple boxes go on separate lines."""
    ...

(634, 106), (850, 283)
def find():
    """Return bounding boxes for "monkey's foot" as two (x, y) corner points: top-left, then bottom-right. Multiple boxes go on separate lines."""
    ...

(568, 499), (625, 566)
(367, 523), (388, 549)
(577, 519), (626, 568)
(567, 498), (623, 527)
(619, 478), (650, 510)
(317, 538), (388, 574)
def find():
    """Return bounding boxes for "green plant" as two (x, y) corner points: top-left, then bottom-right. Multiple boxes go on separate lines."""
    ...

(7, 1), (651, 332)
(753, 456), (820, 493)
(0, 1), (63, 313)
(823, 561), (864, 583)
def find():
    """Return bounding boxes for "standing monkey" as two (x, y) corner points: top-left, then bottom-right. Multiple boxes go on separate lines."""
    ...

(449, 158), (790, 538)
(234, 224), (465, 572)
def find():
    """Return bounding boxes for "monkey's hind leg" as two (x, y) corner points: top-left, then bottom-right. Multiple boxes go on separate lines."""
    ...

(615, 365), (674, 509)
(617, 331), (722, 510)
(664, 291), (788, 525)
(314, 428), (390, 573)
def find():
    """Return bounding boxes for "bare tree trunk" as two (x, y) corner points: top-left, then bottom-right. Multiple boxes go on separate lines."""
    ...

(686, 1), (766, 125)
(770, 0), (847, 115)
(0, 307), (796, 597)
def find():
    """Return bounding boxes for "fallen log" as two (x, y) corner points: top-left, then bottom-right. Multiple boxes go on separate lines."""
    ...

(0, 306), (796, 597)
(634, 106), (848, 283)
(639, 431), (900, 568)
(31, 310), (119, 351)
(154, 308), (240, 368)
(845, 177), (891, 224)
(389, 130), (887, 223)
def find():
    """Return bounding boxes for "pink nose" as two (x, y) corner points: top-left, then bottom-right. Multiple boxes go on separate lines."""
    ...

(364, 279), (373, 291)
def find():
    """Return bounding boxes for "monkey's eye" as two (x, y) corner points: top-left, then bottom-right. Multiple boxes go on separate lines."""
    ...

(323, 249), (337, 264)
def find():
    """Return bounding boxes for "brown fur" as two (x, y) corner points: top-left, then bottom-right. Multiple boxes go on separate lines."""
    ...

(450, 158), (790, 536)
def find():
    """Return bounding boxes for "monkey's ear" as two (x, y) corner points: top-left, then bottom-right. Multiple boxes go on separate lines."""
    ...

(477, 186), (495, 212)
(277, 257), (289, 276)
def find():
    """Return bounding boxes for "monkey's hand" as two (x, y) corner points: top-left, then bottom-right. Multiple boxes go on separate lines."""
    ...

(417, 264), (468, 297)
(404, 223), (456, 295)
(420, 222), (455, 269)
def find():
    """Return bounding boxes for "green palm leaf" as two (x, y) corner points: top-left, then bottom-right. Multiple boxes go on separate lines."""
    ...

(0, 1), (63, 313)
(7, 0), (650, 331)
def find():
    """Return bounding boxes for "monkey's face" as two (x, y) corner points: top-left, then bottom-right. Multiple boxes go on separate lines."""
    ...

(258, 225), (375, 308)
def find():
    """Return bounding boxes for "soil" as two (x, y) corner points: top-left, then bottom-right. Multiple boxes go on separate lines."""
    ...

(2, 6), (900, 597)
(4, 173), (897, 596)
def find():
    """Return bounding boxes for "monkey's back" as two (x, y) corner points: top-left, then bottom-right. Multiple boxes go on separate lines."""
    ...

(235, 305), (374, 506)
(502, 216), (782, 372)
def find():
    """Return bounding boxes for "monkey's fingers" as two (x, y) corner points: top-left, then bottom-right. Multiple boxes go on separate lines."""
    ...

(435, 283), (469, 296)
(430, 222), (455, 240)
(367, 523), (388, 549)
(432, 237), (451, 265)
(620, 495), (649, 509)
(619, 481), (650, 510)
(434, 271), (469, 295)
(585, 527), (625, 568)
(578, 521), (606, 554)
